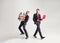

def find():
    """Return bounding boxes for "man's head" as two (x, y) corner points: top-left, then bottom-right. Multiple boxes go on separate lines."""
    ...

(36, 8), (40, 14)
(26, 11), (30, 15)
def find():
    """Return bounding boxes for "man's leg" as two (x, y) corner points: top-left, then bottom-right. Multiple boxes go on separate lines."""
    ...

(37, 22), (45, 39)
(33, 22), (39, 38)
(23, 23), (28, 39)
(18, 22), (24, 34)
(33, 28), (38, 36)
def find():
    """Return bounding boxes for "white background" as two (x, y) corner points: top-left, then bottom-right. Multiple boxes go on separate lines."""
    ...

(0, 0), (60, 43)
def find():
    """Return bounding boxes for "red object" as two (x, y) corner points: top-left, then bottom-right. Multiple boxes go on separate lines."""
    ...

(20, 16), (25, 18)
(37, 14), (40, 22)
(42, 15), (46, 19)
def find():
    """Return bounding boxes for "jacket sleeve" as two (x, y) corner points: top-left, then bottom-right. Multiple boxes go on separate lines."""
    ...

(39, 14), (42, 20)
(33, 14), (35, 22)
(24, 16), (29, 23)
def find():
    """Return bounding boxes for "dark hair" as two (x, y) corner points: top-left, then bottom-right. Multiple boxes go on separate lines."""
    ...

(36, 8), (40, 10)
(26, 11), (29, 14)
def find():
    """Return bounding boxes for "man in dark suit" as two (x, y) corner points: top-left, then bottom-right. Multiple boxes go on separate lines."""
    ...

(18, 11), (29, 39)
(33, 9), (45, 39)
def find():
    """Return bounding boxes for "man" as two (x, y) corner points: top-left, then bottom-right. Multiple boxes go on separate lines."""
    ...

(18, 11), (29, 39)
(33, 9), (45, 39)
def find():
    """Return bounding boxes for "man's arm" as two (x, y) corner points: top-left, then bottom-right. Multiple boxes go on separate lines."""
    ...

(39, 14), (42, 21)
(33, 14), (35, 22)
(24, 16), (29, 23)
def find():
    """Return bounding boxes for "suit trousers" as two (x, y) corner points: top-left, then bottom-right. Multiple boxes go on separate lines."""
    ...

(34, 22), (43, 38)
(18, 21), (28, 37)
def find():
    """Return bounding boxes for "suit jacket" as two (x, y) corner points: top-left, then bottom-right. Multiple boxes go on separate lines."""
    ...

(33, 13), (42, 24)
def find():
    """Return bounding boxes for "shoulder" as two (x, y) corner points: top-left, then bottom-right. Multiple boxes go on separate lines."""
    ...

(34, 13), (37, 15)
(26, 15), (29, 18)
(33, 13), (36, 16)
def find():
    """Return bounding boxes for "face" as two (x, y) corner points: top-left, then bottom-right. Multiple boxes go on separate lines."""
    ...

(26, 11), (29, 15)
(36, 9), (40, 14)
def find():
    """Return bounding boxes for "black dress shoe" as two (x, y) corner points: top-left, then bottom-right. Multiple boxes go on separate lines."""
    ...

(33, 35), (37, 38)
(25, 37), (28, 39)
(41, 37), (45, 39)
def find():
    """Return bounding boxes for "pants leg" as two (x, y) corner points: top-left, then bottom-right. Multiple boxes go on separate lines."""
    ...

(34, 22), (43, 38)
(37, 22), (43, 38)
(33, 26), (38, 36)
(18, 22), (24, 34)
(33, 22), (39, 36)
(23, 23), (28, 37)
